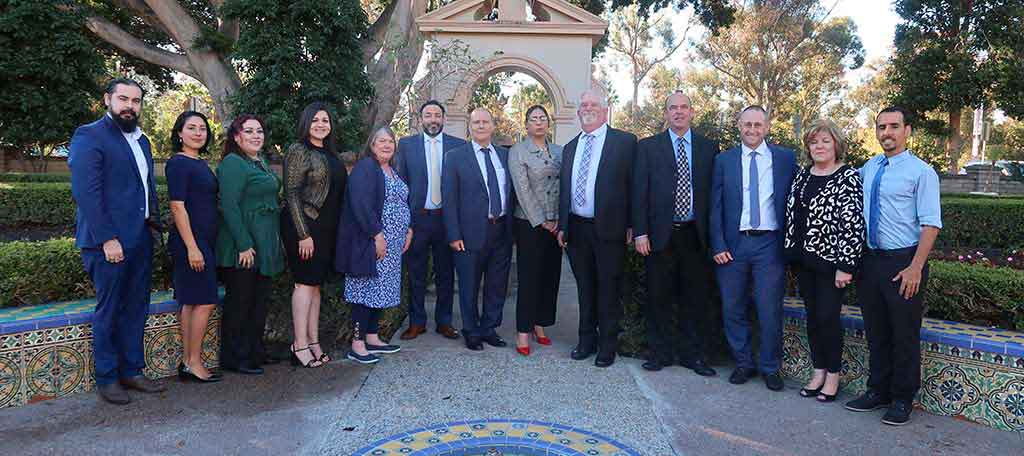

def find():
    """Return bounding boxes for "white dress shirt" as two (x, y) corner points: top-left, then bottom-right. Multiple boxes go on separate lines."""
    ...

(739, 140), (777, 231)
(472, 141), (508, 217)
(110, 113), (150, 218)
(422, 132), (444, 209)
(570, 123), (608, 218)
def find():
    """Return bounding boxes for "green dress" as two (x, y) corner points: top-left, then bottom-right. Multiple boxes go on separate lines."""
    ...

(215, 153), (285, 276)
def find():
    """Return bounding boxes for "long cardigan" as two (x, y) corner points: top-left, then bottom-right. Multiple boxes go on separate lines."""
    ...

(334, 157), (387, 277)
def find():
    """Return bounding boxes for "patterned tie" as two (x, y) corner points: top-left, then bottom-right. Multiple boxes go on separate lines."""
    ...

(482, 148), (502, 218)
(574, 134), (595, 209)
(868, 157), (890, 249)
(674, 136), (691, 221)
(749, 150), (761, 229)
(429, 138), (442, 206)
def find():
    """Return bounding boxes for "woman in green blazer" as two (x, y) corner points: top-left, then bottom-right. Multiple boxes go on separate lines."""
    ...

(216, 114), (285, 375)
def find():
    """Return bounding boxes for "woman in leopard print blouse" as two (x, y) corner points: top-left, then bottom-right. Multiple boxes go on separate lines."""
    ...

(784, 119), (865, 403)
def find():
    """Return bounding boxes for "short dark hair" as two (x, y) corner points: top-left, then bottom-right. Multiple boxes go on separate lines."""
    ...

(419, 100), (446, 116)
(104, 77), (146, 99)
(524, 105), (550, 124)
(736, 105), (768, 123)
(170, 111), (212, 155)
(223, 114), (265, 159)
(296, 102), (337, 154)
(876, 106), (913, 128)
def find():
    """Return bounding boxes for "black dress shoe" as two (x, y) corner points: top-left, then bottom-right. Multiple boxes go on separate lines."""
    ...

(96, 383), (131, 405)
(570, 346), (596, 360)
(262, 354), (283, 365)
(844, 390), (892, 412)
(729, 367), (757, 384)
(594, 353), (615, 367)
(764, 372), (785, 391)
(464, 336), (484, 351)
(642, 360), (664, 371)
(482, 334), (507, 347)
(881, 400), (913, 426)
(224, 365), (264, 375)
(680, 359), (717, 377)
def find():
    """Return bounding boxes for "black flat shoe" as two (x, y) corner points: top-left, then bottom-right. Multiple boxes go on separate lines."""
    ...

(642, 360), (664, 371)
(346, 350), (380, 364)
(366, 343), (401, 354)
(224, 365), (264, 375)
(179, 363), (223, 383)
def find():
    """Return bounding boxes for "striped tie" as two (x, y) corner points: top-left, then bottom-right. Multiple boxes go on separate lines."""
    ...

(574, 134), (595, 208)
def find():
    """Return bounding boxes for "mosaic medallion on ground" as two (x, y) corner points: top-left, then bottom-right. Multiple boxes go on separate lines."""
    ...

(353, 420), (641, 456)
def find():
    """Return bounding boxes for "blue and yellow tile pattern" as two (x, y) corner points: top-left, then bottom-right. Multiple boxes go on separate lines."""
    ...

(353, 420), (641, 456)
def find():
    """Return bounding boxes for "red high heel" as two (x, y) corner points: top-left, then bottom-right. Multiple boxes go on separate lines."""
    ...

(516, 346), (531, 356)
(534, 334), (552, 346)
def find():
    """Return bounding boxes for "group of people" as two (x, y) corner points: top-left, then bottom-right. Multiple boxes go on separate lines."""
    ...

(70, 77), (941, 427)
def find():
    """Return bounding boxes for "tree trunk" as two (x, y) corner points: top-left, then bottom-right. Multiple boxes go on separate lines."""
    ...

(947, 107), (965, 174)
(184, 51), (242, 123)
(362, 0), (427, 134)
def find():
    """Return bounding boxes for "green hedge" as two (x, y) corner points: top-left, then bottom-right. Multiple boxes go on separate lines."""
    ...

(0, 173), (167, 185)
(939, 198), (1024, 249)
(0, 182), (170, 228)
(0, 238), (407, 345)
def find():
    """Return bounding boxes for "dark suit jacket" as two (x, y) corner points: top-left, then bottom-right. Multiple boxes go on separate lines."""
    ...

(334, 157), (387, 277)
(69, 115), (160, 250)
(441, 143), (514, 251)
(632, 129), (719, 251)
(709, 144), (798, 256)
(558, 126), (637, 242)
(396, 132), (467, 228)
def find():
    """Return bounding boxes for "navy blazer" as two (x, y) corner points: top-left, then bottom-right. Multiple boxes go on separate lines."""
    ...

(558, 127), (637, 242)
(69, 115), (160, 250)
(633, 129), (719, 251)
(709, 143), (798, 256)
(441, 143), (514, 251)
(334, 157), (388, 277)
(395, 132), (467, 227)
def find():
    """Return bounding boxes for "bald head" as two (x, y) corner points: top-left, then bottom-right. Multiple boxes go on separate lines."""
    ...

(665, 91), (695, 135)
(469, 107), (495, 145)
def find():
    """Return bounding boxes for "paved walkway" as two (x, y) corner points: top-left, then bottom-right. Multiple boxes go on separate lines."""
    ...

(1, 259), (1021, 455)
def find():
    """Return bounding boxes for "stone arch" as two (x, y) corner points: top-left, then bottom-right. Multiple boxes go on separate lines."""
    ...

(445, 54), (577, 144)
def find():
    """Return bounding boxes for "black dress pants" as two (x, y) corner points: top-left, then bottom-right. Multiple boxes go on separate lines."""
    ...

(643, 223), (713, 364)
(794, 256), (847, 373)
(567, 215), (625, 356)
(220, 267), (271, 369)
(858, 247), (927, 401)
(514, 217), (562, 333)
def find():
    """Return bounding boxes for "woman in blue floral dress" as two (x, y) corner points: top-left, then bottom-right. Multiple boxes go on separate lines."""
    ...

(335, 127), (412, 364)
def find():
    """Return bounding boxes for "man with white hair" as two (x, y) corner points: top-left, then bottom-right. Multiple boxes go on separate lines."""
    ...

(558, 89), (638, 367)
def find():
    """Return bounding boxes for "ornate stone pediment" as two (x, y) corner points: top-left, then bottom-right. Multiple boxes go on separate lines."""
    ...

(417, 0), (606, 43)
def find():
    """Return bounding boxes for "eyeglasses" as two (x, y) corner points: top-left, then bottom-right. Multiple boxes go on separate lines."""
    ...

(528, 116), (549, 123)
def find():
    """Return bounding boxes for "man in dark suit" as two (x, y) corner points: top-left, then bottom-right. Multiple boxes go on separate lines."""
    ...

(69, 78), (166, 405)
(442, 108), (515, 351)
(710, 105), (798, 391)
(558, 90), (637, 367)
(395, 100), (466, 341)
(633, 91), (718, 376)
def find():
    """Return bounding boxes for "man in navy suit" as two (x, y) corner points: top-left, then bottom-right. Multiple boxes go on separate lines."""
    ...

(558, 89), (637, 367)
(69, 78), (166, 405)
(633, 91), (719, 376)
(395, 100), (466, 341)
(709, 105), (797, 391)
(442, 108), (515, 351)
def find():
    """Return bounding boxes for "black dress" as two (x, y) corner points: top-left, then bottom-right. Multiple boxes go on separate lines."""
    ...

(282, 146), (346, 285)
(166, 154), (219, 305)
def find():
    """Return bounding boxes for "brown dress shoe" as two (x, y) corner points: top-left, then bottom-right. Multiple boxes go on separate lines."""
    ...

(400, 324), (426, 340)
(119, 375), (167, 393)
(97, 383), (131, 405)
(435, 325), (459, 339)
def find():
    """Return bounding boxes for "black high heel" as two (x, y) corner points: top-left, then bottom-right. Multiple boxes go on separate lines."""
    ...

(309, 341), (331, 364)
(799, 386), (822, 398)
(817, 392), (838, 402)
(290, 345), (321, 368)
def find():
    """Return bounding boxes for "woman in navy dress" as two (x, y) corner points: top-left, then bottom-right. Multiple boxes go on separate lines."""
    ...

(335, 127), (412, 364)
(166, 111), (222, 383)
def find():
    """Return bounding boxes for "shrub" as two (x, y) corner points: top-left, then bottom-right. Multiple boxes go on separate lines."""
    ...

(0, 173), (168, 185)
(939, 198), (1024, 249)
(0, 182), (170, 228)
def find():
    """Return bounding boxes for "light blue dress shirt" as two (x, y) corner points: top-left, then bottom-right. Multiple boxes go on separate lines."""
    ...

(860, 150), (942, 250)
(739, 141), (778, 230)
(668, 128), (694, 222)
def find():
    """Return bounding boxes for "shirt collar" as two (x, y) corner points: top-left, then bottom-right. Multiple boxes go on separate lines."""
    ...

(582, 123), (608, 139)
(742, 140), (769, 156)
(423, 132), (441, 143)
(668, 128), (691, 147)
(472, 141), (494, 153)
(882, 149), (912, 166)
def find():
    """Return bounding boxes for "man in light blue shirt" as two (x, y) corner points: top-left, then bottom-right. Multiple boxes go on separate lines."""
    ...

(845, 107), (942, 426)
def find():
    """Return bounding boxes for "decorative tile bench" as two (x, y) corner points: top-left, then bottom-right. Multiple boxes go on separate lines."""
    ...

(780, 297), (1024, 432)
(0, 291), (220, 409)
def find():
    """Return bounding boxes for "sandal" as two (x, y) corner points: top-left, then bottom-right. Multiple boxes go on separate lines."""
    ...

(309, 341), (331, 364)
(290, 344), (321, 368)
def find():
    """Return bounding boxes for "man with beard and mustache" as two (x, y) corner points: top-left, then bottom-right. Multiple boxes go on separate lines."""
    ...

(558, 89), (637, 368)
(69, 78), (165, 405)
(395, 100), (467, 341)
(844, 107), (941, 426)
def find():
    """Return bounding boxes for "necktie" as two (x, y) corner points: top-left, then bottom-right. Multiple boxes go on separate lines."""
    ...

(868, 157), (889, 249)
(574, 134), (595, 208)
(482, 148), (502, 218)
(429, 138), (442, 206)
(749, 150), (760, 229)
(674, 136), (691, 221)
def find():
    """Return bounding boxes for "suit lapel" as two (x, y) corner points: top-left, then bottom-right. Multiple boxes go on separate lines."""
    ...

(690, 133), (709, 197)
(594, 128), (615, 191)
(770, 146), (788, 215)
(105, 116), (145, 188)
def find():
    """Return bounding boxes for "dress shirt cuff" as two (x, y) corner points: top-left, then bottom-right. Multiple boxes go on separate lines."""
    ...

(634, 234), (649, 242)
(919, 219), (943, 230)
